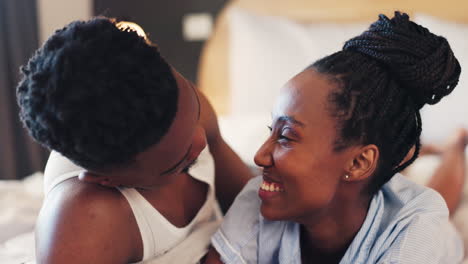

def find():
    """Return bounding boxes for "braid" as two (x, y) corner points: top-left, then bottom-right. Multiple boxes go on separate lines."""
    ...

(311, 12), (460, 195)
(344, 12), (460, 109)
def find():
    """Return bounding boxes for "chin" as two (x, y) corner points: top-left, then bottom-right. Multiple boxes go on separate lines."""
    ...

(260, 203), (288, 221)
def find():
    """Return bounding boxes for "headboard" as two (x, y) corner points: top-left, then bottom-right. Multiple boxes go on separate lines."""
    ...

(198, 0), (468, 116)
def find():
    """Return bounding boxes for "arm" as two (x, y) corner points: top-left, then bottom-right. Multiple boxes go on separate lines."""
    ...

(210, 137), (254, 212)
(426, 128), (467, 216)
(204, 247), (224, 264)
(198, 90), (253, 211)
(35, 178), (140, 264)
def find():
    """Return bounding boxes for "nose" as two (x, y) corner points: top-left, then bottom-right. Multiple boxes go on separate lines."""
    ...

(254, 139), (273, 168)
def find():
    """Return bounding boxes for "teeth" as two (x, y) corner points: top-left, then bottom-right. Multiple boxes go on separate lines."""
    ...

(261, 181), (284, 192)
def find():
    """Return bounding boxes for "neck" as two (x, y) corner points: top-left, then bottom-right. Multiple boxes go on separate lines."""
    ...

(298, 191), (371, 263)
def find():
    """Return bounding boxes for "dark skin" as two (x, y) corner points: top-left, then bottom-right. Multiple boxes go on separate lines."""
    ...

(36, 69), (252, 264)
(205, 69), (379, 263)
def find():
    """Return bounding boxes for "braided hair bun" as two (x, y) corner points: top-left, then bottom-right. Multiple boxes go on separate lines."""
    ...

(343, 11), (461, 110)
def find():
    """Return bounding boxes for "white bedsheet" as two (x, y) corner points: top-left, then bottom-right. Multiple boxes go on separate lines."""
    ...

(2, 157), (468, 263)
(0, 231), (35, 264)
(0, 172), (43, 263)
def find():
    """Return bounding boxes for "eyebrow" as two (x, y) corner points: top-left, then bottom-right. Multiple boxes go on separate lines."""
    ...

(277, 115), (306, 127)
(161, 144), (193, 175)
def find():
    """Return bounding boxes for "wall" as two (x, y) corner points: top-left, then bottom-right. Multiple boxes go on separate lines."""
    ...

(94, 0), (227, 82)
(37, 0), (225, 82)
(37, 0), (92, 43)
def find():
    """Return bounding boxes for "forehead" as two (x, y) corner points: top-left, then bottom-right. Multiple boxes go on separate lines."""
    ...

(135, 68), (198, 167)
(273, 69), (335, 121)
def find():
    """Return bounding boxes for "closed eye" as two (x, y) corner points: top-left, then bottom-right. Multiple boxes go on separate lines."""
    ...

(267, 125), (293, 142)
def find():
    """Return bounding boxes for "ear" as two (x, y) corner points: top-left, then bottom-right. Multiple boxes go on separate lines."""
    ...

(344, 144), (379, 182)
(78, 171), (115, 187)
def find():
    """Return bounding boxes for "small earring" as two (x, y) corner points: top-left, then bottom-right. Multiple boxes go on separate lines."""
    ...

(344, 174), (350, 180)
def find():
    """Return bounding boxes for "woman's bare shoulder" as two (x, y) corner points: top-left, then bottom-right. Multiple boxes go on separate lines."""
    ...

(35, 177), (141, 263)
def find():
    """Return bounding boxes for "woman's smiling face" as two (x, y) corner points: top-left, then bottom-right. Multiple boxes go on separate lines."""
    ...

(255, 69), (355, 222)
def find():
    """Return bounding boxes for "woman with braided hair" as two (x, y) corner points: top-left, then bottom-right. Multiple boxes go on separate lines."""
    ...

(204, 12), (464, 263)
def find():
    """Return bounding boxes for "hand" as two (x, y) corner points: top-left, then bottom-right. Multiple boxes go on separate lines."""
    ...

(196, 89), (253, 211)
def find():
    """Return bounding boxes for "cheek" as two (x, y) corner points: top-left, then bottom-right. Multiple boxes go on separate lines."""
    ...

(274, 149), (341, 201)
(273, 150), (315, 195)
(274, 148), (321, 184)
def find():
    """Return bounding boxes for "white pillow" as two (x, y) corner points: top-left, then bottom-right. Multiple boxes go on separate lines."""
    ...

(413, 14), (468, 143)
(225, 8), (366, 165)
(227, 9), (468, 144)
(219, 114), (270, 166)
(228, 8), (368, 117)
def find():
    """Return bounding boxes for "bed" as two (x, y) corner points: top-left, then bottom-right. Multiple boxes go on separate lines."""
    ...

(2, 0), (468, 263)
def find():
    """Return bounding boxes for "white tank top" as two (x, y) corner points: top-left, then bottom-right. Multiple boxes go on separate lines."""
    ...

(43, 147), (222, 263)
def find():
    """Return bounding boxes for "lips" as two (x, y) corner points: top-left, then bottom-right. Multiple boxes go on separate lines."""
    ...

(261, 169), (283, 190)
(258, 174), (285, 200)
(260, 180), (284, 192)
